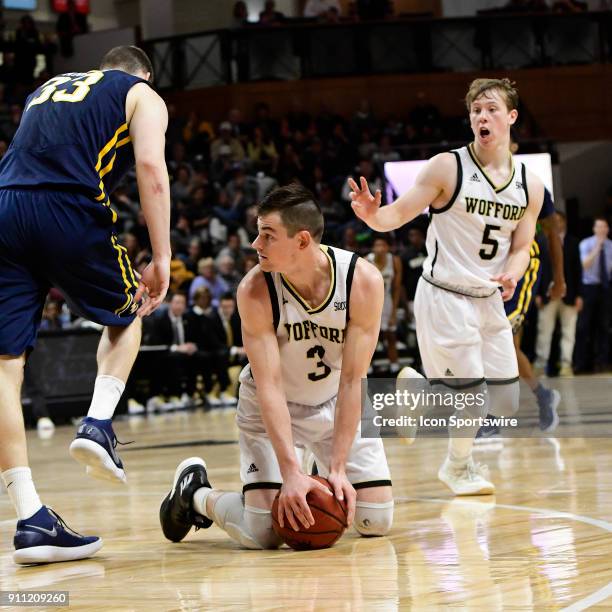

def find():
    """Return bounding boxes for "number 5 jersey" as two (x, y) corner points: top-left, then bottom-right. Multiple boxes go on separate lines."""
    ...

(422, 143), (530, 298)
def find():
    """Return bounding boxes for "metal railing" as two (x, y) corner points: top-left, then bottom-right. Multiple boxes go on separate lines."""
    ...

(144, 11), (612, 90)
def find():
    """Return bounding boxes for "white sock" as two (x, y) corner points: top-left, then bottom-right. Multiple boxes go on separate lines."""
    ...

(87, 375), (125, 420)
(448, 437), (474, 467)
(2, 467), (43, 520)
(193, 486), (213, 520)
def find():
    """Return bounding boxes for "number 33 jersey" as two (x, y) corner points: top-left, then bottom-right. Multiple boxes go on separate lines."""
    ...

(0, 69), (148, 208)
(422, 144), (529, 297)
(242, 245), (359, 406)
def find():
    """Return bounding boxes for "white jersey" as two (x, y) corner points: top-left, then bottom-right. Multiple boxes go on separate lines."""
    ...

(422, 143), (529, 297)
(240, 245), (359, 406)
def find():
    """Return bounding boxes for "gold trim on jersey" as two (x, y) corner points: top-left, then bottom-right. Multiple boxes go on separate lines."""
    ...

(281, 245), (336, 314)
(94, 123), (129, 204)
(467, 142), (515, 193)
(111, 234), (138, 315)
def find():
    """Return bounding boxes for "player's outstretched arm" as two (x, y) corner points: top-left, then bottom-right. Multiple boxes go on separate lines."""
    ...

(237, 268), (332, 531)
(127, 83), (171, 316)
(328, 259), (384, 526)
(493, 170), (545, 301)
(348, 153), (455, 232)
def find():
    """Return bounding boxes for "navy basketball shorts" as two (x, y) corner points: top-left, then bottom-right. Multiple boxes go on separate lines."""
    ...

(0, 189), (139, 356)
(504, 245), (542, 334)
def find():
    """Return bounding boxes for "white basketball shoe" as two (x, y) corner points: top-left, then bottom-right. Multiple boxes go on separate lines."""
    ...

(438, 457), (495, 496)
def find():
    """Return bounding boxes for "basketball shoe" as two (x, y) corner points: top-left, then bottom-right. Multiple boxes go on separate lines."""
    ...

(13, 506), (102, 565)
(69, 417), (127, 484)
(536, 386), (560, 432)
(160, 457), (213, 542)
(438, 457), (495, 496)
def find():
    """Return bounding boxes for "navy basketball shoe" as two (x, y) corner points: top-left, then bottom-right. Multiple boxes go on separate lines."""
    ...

(13, 506), (102, 565)
(536, 386), (561, 432)
(160, 457), (213, 542)
(69, 417), (127, 484)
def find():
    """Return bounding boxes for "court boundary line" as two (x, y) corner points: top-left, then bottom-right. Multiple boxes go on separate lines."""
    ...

(398, 496), (612, 612)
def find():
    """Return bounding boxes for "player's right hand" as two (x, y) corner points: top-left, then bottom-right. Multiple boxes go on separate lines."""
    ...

(135, 258), (170, 317)
(278, 470), (333, 531)
(348, 176), (382, 223)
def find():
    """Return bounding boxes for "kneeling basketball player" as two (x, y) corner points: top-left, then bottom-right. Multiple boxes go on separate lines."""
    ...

(159, 184), (394, 548)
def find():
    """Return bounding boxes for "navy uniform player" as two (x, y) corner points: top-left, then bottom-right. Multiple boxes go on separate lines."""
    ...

(350, 78), (544, 495)
(501, 187), (565, 432)
(0, 46), (170, 564)
(159, 185), (394, 548)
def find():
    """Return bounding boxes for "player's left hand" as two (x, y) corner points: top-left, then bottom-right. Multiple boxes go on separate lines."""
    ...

(327, 470), (356, 527)
(490, 272), (518, 301)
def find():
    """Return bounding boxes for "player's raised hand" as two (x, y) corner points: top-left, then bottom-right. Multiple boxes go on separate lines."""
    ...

(491, 272), (518, 301)
(348, 176), (382, 223)
(278, 471), (333, 531)
(327, 470), (356, 527)
(135, 259), (170, 317)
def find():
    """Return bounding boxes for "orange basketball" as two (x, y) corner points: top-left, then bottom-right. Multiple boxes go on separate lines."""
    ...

(271, 475), (348, 550)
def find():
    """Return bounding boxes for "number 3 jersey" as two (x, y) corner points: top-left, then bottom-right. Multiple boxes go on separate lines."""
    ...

(0, 69), (148, 209)
(241, 245), (359, 406)
(422, 143), (529, 297)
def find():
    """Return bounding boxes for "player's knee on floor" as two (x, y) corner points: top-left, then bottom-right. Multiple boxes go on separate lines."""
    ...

(211, 492), (282, 550)
(487, 380), (520, 417)
(354, 501), (394, 537)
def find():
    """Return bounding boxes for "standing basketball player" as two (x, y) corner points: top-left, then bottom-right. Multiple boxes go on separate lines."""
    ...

(0, 46), (170, 563)
(350, 78), (544, 495)
(160, 184), (394, 548)
(366, 235), (402, 373)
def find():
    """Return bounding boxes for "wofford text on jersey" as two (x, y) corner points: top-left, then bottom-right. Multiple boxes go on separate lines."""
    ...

(284, 321), (346, 344)
(465, 197), (526, 221)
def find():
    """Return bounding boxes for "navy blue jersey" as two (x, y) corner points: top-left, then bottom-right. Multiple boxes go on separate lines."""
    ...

(539, 187), (555, 220)
(0, 69), (148, 207)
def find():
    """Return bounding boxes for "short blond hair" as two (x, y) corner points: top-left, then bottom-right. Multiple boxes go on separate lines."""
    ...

(465, 78), (519, 111)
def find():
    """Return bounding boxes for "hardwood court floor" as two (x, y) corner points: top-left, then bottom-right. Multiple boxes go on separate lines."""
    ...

(2, 382), (612, 611)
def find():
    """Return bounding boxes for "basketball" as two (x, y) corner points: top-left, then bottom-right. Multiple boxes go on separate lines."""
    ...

(271, 476), (348, 550)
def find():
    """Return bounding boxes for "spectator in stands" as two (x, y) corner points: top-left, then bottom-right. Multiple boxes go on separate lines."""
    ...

(400, 223), (428, 306)
(217, 292), (246, 367)
(0, 105), (23, 143)
(56, 0), (88, 58)
(187, 287), (236, 407)
(149, 293), (198, 406)
(552, 0), (588, 12)
(232, 1), (249, 27)
(259, 0), (285, 25)
(319, 183), (347, 242)
(358, 129), (378, 160)
(39, 300), (67, 331)
(15, 15), (41, 86)
(534, 211), (583, 376)
(182, 111), (213, 158)
(211, 122), (245, 163)
(373, 134), (401, 163)
(247, 126), (279, 174)
(171, 164), (192, 203)
(189, 257), (230, 307)
(575, 216), (612, 372)
(217, 255), (241, 294)
(304, 0), (341, 18)
(216, 232), (246, 272)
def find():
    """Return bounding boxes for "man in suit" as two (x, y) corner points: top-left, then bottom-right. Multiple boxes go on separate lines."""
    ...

(534, 211), (583, 376)
(152, 293), (197, 400)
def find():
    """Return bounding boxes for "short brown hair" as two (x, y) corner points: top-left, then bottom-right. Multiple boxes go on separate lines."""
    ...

(100, 46), (154, 83)
(258, 183), (324, 243)
(465, 78), (519, 111)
